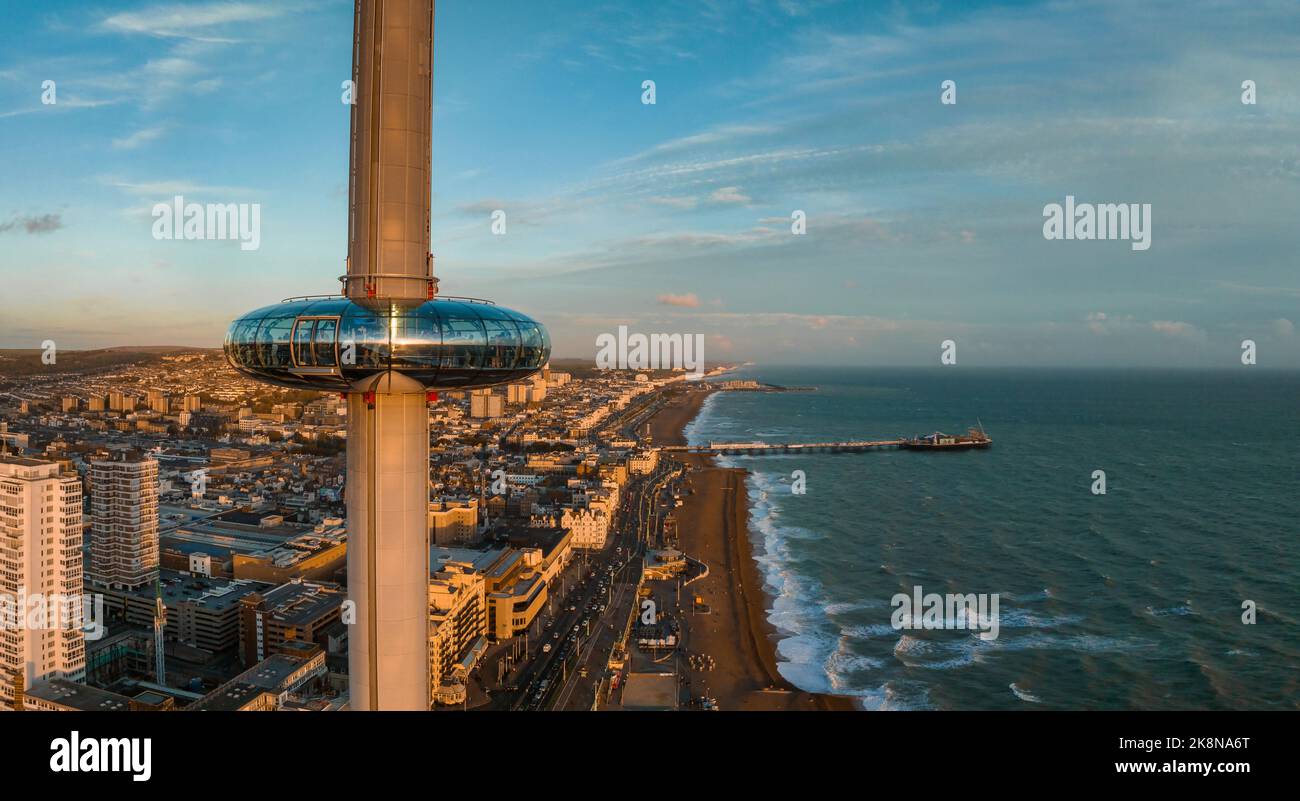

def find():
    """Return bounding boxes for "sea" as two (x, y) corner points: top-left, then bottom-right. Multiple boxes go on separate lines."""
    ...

(683, 366), (1300, 710)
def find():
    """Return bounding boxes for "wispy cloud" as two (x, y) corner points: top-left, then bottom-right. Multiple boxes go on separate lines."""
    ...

(709, 186), (751, 205)
(648, 196), (699, 210)
(101, 1), (288, 43)
(102, 177), (258, 196)
(0, 95), (122, 119)
(612, 124), (778, 165)
(78, 53), (225, 111)
(112, 125), (167, 150)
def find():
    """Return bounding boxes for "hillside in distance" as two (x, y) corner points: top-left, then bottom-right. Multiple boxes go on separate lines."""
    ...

(0, 346), (219, 378)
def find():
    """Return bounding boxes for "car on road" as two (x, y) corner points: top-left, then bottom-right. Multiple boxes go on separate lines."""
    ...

(542, 643), (552, 653)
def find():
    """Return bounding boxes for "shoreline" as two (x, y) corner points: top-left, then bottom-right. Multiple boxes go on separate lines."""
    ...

(647, 387), (855, 711)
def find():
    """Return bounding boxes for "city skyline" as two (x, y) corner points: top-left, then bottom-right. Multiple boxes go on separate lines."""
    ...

(3, 0), (1299, 367)
(0, 344), (742, 712)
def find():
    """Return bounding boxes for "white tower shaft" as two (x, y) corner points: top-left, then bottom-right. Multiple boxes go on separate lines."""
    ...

(343, 0), (437, 711)
(344, 0), (437, 304)
(346, 388), (431, 710)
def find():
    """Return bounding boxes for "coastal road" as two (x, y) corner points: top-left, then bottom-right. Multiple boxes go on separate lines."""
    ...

(515, 466), (671, 710)
(551, 464), (683, 709)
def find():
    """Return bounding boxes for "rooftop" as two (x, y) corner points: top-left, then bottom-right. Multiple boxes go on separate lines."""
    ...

(247, 579), (345, 625)
(619, 673), (679, 711)
(0, 454), (49, 467)
(24, 679), (134, 711)
(130, 569), (269, 612)
(503, 525), (570, 560)
(431, 545), (511, 576)
(191, 652), (325, 710)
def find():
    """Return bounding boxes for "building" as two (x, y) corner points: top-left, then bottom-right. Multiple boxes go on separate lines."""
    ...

(485, 526), (574, 640)
(208, 447), (250, 465)
(230, 533), (347, 583)
(644, 549), (688, 580)
(428, 498), (479, 546)
(559, 506), (610, 550)
(191, 649), (327, 711)
(506, 488), (539, 518)
(108, 391), (137, 413)
(0, 456), (86, 709)
(239, 579), (346, 666)
(18, 679), (141, 712)
(147, 390), (169, 414)
(528, 376), (547, 403)
(19, 679), (181, 711)
(98, 570), (268, 658)
(427, 561), (486, 700)
(88, 453), (160, 591)
(628, 449), (659, 475)
(618, 672), (679, 711)
(504, 378), (547, 404)
(428, 539), (566, 644)
(486, 573), (546, 641)
(161, 511), (347, 583)
(470, 390), (504, 419)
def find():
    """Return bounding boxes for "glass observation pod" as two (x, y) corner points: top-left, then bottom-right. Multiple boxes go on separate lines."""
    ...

(224, 297), (550, 391)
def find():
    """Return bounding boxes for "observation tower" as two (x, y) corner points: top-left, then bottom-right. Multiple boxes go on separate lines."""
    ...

(225, 0), (549, 709)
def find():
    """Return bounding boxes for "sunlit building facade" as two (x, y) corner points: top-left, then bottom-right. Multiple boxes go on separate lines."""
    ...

(88, 454), (159, 591)
(0, 457), (86, 710)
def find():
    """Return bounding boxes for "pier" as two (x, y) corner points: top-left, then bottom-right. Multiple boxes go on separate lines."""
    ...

(663, 440), (907, 455)
(663, 429), (991, 455)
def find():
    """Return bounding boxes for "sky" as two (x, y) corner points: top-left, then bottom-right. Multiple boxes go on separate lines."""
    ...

(0, 0), (1298, 367)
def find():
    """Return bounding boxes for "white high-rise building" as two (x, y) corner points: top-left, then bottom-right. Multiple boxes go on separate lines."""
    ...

(506, 383), (529, 404)
(147, 390), (169, 414)
(0, 456), (86, 709)
(88, 453), (159, 591)
(470, 390), (504, 419)
(528, 375), (547, 403)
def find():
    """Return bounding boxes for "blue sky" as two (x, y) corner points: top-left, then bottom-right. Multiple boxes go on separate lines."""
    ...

(1, 0), (1298, 367)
